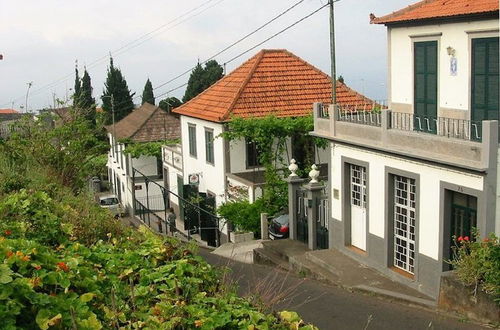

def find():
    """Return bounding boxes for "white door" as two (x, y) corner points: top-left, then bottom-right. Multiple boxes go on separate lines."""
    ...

(350, 164), (367, 251)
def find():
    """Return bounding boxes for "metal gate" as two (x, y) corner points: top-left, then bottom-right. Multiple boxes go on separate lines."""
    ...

(133, 168), (220, 247)
(316, 197), (329, 249)
(296, 189), (308, 244)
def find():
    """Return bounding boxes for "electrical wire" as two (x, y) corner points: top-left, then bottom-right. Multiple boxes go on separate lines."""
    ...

(1, 0), (222, 108)
(154, 0), (305, 91)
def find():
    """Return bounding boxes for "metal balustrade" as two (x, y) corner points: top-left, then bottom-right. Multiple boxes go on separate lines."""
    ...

(390, 112), (482, 142)
(337, 109), (382, 127)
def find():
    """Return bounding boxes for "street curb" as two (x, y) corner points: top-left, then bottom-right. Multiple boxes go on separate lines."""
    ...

(351, 285), (437, 309)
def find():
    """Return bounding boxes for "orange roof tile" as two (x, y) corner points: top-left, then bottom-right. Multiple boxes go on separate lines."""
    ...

(173, 49), (375, 122)
(0, 109), (19, 114)
(371, 0), (499, 25)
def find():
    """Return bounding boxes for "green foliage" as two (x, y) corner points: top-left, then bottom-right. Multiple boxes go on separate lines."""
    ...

(183, 60), (224, 103)
(141, 78), (155, 105)
(101, 57), (135, 125)
(122, 139), (179, 159)
(2, 114), (108, 191)
(159, 96), (182, 112)
(450, 232), (500, 304)
(217, 199), (265, 234)
(79, 69), (96, 126)
(73, 66), (81, 108)
(221, 115), (327, 213)
(0, 227), (317, 329)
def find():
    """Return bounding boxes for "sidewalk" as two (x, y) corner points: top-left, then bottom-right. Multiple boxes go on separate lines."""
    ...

(253, 239), (437, 309)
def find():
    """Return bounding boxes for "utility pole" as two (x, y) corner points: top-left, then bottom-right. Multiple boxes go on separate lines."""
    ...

(329, 0), (337, 105)
(111, 94), (116, 155)
(25, 81), (33, 113)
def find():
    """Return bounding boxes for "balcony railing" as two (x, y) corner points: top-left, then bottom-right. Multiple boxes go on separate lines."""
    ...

(390, 112), (482, 141)
(337, 109), (382, 127)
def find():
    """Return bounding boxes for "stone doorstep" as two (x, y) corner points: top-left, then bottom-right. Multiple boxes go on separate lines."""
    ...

(304, 249), (437, 308)
(256, 240), (437, 309)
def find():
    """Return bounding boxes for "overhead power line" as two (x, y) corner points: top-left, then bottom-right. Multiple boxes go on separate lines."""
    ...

(106, 0), (310, 110)
(152, 2), (329, 103)
(1, 0), (222, 108)
(154, 0), (305, 91)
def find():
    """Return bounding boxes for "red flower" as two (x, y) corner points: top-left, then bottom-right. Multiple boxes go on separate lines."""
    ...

(483, 238), (490, 242)
(457, 236), (463, 242)
(464, 236), (469, 242)
(4, 230), (11, 236)
(56, 262), (70, 272)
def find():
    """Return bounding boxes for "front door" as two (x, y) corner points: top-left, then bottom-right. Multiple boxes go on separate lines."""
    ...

(414, 41), (438, 133)
(471, 37), (499, 139)
(350, 164), (367, 251)
(393, 175), (416, 275)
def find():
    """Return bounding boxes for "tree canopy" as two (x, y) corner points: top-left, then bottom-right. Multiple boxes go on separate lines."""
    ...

(159, 97), (182, 112)
(101, 57), (135, 125)
(141, 78), (155, 105)
(182, 60), (223, 103)
(79, 69), (96, 125)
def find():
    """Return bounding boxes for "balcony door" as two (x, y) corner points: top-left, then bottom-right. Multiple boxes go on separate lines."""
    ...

(414, 41), (438, 133)
(471, 37), (499, 139)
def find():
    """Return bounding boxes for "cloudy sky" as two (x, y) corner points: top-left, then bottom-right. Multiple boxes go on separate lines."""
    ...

(0, 0), (413, 111)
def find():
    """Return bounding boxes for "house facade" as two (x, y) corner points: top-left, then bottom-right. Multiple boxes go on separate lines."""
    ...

(311, 0), (499, 298)
(165, 49), (375, 243)
(106, 103), (180, 214)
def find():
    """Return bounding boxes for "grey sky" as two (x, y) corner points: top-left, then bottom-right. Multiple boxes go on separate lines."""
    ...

(0, 0), (413, 110)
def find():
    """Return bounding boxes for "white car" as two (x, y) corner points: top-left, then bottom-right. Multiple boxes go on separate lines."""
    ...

(97, 194), (125, 218)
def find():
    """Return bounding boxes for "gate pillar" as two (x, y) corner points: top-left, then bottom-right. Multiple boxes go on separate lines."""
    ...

(285, 159), (307, 241)
(305, 165), (325, 250)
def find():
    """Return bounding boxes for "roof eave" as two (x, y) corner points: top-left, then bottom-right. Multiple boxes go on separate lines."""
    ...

(373, 11), (499, 26)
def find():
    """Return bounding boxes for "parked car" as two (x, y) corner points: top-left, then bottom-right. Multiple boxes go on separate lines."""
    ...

(97, 194), (125, 218)
(268, 213), (289, 239)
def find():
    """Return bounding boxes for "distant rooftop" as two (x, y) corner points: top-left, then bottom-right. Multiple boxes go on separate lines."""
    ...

(107, 103), (180, 143)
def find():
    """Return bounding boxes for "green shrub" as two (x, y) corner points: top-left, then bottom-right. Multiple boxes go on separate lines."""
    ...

(218, 199), (267, 235)
(450, 232), (500, 304)
(0, 228), (317, 329)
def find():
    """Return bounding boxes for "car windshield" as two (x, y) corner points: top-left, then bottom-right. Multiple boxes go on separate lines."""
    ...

(100, 197), (119, 206)
(273, 214), (288, 225)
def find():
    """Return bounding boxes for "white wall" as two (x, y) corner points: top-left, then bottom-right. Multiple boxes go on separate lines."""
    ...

(106, 133), (163, 213)
(330, 143), (484, 260)
(180, 116), (226, 206)
(389, 19), (498, 113)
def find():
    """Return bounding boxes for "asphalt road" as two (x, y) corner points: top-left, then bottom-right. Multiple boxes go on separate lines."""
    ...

(197, 248), (489, 330)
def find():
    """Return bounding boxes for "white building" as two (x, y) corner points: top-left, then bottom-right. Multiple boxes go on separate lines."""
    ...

(311, 0), (499, 298)
(164, 49), (377, 243)
(106, 103), (180, 214)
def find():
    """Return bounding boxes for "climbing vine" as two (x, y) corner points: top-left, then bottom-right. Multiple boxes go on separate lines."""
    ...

(220, 115), (327, 214)
(121, 139), (179, 158)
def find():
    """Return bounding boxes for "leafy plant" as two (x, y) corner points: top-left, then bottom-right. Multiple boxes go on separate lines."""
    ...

(221, 115), (327, 215)
(218, 199), (266, 235)
(122, 139), (179, 158)
(450, 232), (500, 304)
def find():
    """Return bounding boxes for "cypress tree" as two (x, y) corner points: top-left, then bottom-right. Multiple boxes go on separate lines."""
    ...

(80, 69), (96, 125)
(73, 66), (81, 107)
(101, 57), (135, 125)
(141, 78), (155, 105)
(182, 60), (223, 103)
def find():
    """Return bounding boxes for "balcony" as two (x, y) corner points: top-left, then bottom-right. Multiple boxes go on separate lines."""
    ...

(312, 103), (499, 172)
(162, 144), (183, 171)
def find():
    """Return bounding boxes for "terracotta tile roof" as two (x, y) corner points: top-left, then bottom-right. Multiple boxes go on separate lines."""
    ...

(107, 103), (180, 142)
(0, 109), (19, 114)
(371, 0), (499, 25)
(173, 49), (375, 122)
